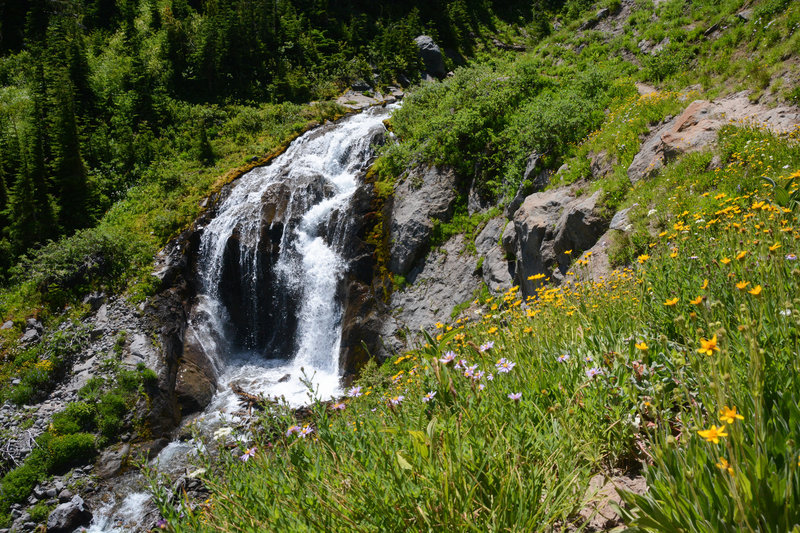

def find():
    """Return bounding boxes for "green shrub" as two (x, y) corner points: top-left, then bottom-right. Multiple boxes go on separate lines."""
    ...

(46, 433), (97, 473)
(0, 459), (46, 507)
(51, 402), (97, 436)
(97, 393), (127, 442)
(28, 501), (55, 522)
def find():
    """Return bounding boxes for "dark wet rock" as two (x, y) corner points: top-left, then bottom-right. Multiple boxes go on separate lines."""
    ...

(174, 331), (218, 415)
(47, 495), (92, 533)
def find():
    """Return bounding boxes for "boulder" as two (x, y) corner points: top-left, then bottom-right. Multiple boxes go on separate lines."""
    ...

(589, 150), (615, 179)
(389, 166), (457, 275)
(47, 495), (92, 533)
(95, 443), (131, 479)
(475, 218), (514, 292)
(414, 36), (446, 80)
(609, 206), (633, 232)
(628, 94), (800, 183)
(508, 187), (609, 294)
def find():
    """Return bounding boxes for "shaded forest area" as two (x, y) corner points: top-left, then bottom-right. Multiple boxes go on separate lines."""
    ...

(0, 0), (558, 280)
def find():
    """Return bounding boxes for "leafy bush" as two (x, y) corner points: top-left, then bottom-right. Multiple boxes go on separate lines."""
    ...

(46, 433), (97, 473)
(97, 393), (127, 442)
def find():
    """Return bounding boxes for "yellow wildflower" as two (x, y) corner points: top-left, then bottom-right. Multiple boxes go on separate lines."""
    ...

(701, 279), (708, 290)
(635, 341), (648, 351)
(690, 296), (704, 305)
(720, 257), (731, 265)
(719, 406), (744, 424)
(736, 250), (747, 260)
(698, 425), (728, 444)
(769, 243), (782, 252)
(716, 457), (734, 474)
(698, 335), (720, 355)
(748, 285), (762, 296)
(664, 297), (679, 306)
(735, 281), (749, 290)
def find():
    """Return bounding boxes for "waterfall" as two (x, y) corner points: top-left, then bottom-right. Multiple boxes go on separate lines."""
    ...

(190, 103), (395, 410)
(84, 104), (397, 533)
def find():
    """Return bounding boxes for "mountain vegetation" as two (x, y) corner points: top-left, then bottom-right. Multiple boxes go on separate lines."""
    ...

(1, 0), (799, 530)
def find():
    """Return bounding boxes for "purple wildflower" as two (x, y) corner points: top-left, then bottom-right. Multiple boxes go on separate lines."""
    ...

(388, 395), (405, 406)
(422, 391), (436, 402)
(486, 373), (494, 381)
(557, 354), (569, 363)
(347, 386), (363, 397)
(508, 392), (522, 401)
(439, 351), (456, 364)
(584, 355), (593, 363)
(298, 425), (314, 438)
(286, 425), (301, 437)
(495, 358), (516, 373)
(478, 383), (486, 391)
(331, 402), (346, 410)
(787, 253), (798, 261)
(473, 370), (485, 381)
(455, 359), (469, 370)
(156, 519), (168, 529)
(479, 341), (495, 352)
(585, 367), (603, 379)
(240, 446), (256, 462)
(464, 364), (479, 378)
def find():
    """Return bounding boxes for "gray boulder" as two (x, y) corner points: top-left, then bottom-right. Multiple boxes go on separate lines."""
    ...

(414, 36), (446, 80)
(507, 187), (608, 294)
(475, 218), (515, 292)
(389, 166), (457, 275)
(47, 495), (92, 533)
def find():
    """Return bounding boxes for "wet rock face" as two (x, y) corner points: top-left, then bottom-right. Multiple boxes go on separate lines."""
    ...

(214, 174), (335, 354)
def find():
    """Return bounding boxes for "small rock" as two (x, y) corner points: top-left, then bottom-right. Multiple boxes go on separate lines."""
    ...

(45, 488), (58, 499)
(58, 489), (74, 503)
(0, 320), (13, 330)
(610, 207), (633, 232)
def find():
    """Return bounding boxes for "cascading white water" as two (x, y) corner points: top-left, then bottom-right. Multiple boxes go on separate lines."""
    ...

(85, 104), (397, 533)
(192, 103), (397, 412)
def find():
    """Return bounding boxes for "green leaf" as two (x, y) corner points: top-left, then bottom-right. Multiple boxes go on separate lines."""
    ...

(396, 450), (413, 471)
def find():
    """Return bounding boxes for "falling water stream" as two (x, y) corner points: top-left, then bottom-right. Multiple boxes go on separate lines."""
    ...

(86, 103), (397, 532)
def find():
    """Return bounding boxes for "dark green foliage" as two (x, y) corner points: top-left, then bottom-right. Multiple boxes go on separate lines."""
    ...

(382, 59), (622, 200)
(51, 402), (97, 435)
(96, 393), (127, 442)
(46, 433), (97, 473)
